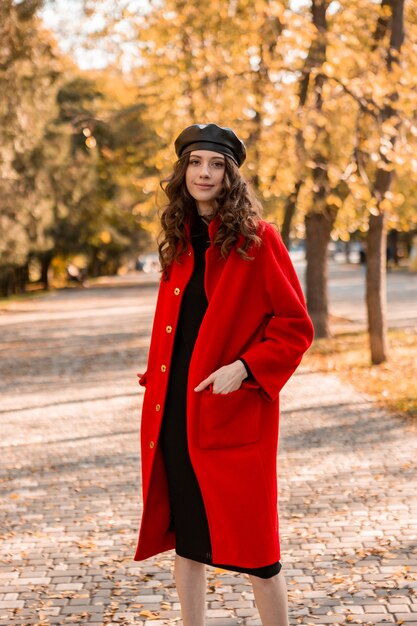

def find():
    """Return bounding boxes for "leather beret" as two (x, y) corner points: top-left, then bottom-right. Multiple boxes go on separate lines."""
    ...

(174, 123), (246, 167)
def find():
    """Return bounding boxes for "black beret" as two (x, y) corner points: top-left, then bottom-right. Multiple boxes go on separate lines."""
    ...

(174, 123), (246, 167)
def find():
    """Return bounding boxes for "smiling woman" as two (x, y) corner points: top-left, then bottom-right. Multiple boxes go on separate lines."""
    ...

(185, 151), (225, 215)
(135, 123), (314, 626)
(157, 126), (260, 272)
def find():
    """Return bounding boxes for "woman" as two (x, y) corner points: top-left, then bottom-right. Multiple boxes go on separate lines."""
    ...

(135, 123), (314, 626)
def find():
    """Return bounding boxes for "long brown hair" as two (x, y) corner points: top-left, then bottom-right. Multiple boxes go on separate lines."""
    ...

(158, 152), (262, 274)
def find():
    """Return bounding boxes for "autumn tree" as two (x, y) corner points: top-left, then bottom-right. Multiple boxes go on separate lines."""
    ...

(365, 0), (405, 364)
(0, 1), (154, 295)
(41, 73), (154, 280)
(322, 0), (415, 361)
(4, 0), (417, 353)
(0, 0), (61, 295)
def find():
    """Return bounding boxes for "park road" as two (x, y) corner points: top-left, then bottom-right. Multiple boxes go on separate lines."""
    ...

(0, 273), (417, 626)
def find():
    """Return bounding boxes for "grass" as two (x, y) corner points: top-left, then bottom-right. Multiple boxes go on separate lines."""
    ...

(305, 328), (417, 418)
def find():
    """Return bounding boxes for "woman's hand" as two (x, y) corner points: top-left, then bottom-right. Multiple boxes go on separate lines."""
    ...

(194, 360), (247, 395)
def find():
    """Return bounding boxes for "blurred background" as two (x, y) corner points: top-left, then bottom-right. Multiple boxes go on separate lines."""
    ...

(1, 0), (416, 414)
(1, 7), (417, 624)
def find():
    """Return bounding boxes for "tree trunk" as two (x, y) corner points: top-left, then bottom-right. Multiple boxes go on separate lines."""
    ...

(0, 268), (13, 297)
(304, 0), (334, 338)
(16, 264), (28, 293)
(305, 212), (333, 338)
(281, 179), (302, 250)
(366, 211), (387, 363)
(344, 240), (351, 263)
(40, 252), (53, 290)
(387, 229), (399, 265)
(0, 265), (28, 297)
(89, 251), (101, 277)
(366, 0), (405, 364)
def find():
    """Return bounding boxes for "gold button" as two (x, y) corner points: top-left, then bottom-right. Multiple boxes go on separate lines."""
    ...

(149, 441), (155, 449)
(155, 404), (161, 411)
(161, 364), (167, 372)
(174, 287), (180, 295)
(166, 325), (172, 333)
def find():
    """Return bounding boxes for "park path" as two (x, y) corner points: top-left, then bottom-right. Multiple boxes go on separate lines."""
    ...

(0, 274), (416, 626)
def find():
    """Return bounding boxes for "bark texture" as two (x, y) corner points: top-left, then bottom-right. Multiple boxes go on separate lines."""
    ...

(305, 211), (334, 338)
(366, 0), (405, 364)
(366, 211), (388, 364)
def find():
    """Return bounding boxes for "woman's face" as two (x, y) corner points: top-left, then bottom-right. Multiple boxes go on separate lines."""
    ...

(185, 150), (225, 215)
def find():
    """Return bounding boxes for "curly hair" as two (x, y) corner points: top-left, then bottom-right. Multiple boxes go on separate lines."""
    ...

(158, 152), (262, 275)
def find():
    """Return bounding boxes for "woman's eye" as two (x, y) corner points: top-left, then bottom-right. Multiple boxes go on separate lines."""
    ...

(189, 160), (224, 167)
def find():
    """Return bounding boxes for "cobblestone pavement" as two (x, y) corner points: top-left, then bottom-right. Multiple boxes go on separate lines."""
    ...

(1, 275), (417, 626)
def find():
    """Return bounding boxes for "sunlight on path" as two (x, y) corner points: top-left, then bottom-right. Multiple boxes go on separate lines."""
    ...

(1, 276), (416, 625)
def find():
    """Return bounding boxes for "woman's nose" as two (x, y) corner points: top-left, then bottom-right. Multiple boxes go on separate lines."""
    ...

(199, 164), (210, 177)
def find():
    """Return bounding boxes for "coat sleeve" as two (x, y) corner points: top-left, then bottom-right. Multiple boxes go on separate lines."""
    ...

(136, 371), (147, 387)
(240, 224), (314, 402)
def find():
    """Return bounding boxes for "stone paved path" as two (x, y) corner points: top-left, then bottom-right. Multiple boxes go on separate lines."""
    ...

(1, 275), (417, 626)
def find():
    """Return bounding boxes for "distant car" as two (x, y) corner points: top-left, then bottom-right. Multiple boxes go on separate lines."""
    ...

(136, 253), (160, 273)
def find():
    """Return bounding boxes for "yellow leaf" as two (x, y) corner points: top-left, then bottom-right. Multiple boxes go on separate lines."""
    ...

(332, 576), (345, 583)
(139, 609), (160, 618)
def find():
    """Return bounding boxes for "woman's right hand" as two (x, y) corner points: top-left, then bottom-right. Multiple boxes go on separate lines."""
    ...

(194, 360), (247, 395)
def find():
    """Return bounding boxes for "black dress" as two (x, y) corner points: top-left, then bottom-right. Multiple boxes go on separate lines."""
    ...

(159, 213), (281, 579)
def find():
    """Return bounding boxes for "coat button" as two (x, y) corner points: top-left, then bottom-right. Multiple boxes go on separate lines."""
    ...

(149, 441), (155, 449)
(155, 404), (161, 411)
(161, 364), (167, 372)
(166, 325), (172, 333)
(174, 287), (180, 295)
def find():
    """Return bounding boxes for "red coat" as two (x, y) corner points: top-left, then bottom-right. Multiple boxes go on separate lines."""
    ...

(134, 217), (313, 568)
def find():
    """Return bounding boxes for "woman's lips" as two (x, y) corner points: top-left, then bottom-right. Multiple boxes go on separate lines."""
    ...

(195, 183), (214, 189)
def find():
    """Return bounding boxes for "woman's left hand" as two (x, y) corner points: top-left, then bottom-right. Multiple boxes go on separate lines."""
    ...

(194, 360), (247, 395)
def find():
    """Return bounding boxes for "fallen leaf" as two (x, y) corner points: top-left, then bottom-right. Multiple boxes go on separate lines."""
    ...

(139, 609), (160, 619)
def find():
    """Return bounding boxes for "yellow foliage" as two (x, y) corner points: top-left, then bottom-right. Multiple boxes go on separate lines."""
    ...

(31, 0), (417, 246)
(379, 198), (393, 212)
(99, 230), (112, 244)
(327, 194), (343, 208)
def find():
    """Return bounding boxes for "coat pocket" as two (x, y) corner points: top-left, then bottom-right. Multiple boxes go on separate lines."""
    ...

(199, 381), (262, 449)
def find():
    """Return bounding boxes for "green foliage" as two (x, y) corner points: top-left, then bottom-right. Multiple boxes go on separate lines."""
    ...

(0, 2), (153, 295)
